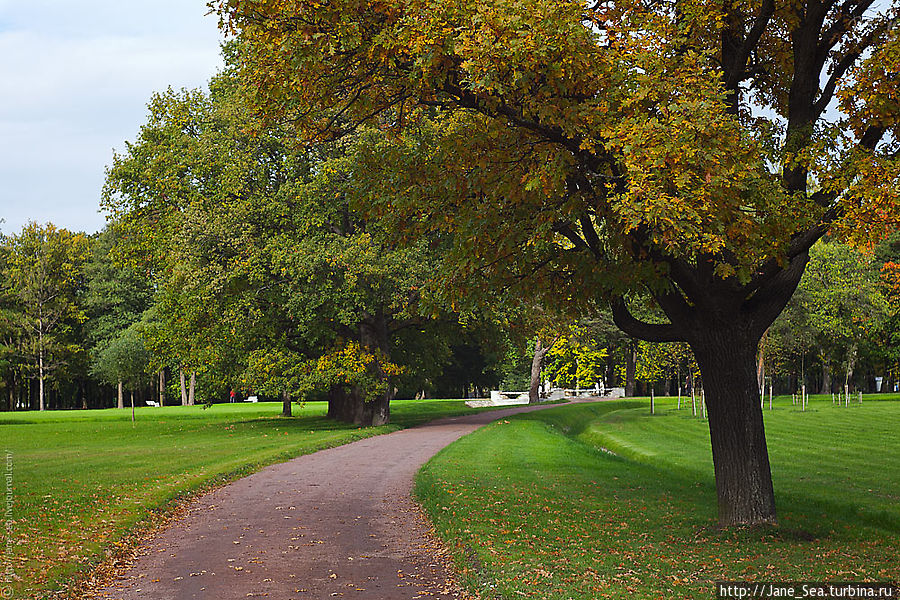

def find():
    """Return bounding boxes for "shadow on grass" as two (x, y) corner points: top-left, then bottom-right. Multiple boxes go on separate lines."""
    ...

(510, 402), (900, 539)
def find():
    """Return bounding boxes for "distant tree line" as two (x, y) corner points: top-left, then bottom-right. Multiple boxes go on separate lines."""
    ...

(3, 215), (895, 415)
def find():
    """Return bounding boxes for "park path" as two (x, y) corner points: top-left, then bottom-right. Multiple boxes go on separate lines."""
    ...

(91, 400), (591, 600)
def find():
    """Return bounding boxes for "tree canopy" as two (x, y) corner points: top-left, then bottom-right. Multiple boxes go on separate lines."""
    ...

(0, 223), (91, 410)
(214, 0), (900, 526)
(101, 55), (476, 425)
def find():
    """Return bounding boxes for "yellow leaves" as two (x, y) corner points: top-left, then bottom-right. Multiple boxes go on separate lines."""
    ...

(310, 342), (405, 399)
(838, 29), (900, 138)
(713, 262), (736, 280)
(829, 151), (900, 249)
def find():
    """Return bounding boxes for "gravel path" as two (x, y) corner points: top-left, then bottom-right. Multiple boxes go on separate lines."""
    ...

(92, 401), (583, 600)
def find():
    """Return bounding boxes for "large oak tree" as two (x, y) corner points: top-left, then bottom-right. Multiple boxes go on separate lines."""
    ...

(103, 55), (454, 426)
(213, 0), (900, 525)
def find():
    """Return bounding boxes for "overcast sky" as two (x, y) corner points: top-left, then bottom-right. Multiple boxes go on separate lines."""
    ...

(0, 1), (224, 236)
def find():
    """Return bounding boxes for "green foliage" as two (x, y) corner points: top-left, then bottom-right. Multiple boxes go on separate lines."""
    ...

(244, 342), (404, 402)
(634, 340), (695, 387)
(0, 223), (92, 406)
(101, 51), (460, 412)
(90, 325), (151, 389)
(82, 227), (154, 349)
(802, 241), (890, 348)
(770, 239), (891, 387)
(215, 0), (899, 302)
(544, 332), (607, 389)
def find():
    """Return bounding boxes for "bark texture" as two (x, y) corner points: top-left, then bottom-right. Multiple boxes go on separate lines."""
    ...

(327, 385), (391, 426)
(326, 313), (393, 427)
(819, 348), (832, 394)
(693, 330), (777, 526)
(180, 369), (188, 406)
(281, 390), (292, 417)
(528, 337), (552, 404)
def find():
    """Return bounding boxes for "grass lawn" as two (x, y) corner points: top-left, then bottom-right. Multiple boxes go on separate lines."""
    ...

(416, 394), (900, 599)
(0, 399), (493, 599)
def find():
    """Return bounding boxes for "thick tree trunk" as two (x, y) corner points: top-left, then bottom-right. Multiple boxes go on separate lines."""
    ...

(117, 380), (124, 409)
(528, 337), (551, 404)
(693, 332), (777, 527)
(327, 385), (391, 426)
(282, 390), (292, 417)
(189, 372), (196, 406)
(326, 312), (393, 426)
(624, 341), (637, 397)
(159, 370), (166, 407)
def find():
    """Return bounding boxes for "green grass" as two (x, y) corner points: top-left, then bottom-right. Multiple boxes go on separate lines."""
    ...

(416, 394), (900, 599)
(0, 399), (495, 599)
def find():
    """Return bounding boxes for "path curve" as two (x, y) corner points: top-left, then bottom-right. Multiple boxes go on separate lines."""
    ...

(92, 401), (588, 600)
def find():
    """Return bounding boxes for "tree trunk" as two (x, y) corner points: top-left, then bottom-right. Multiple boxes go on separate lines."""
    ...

(179, 369), (188, 405)
(38, 335), (45, 411)
(844, 343), (858, 392)
(624, 341), (637, 397)
(117, 380), (124, 409)
(756, 331), (767, 394)
(676, 362), (682, 409)
(189, 372), (196, 406)
(281, 390), (292, 417)
(819, 348), (832, 394)
(159, 370), (166, 407)
(326, 312), (393, 426)
(529, 337), (552, 404)
(327, 384), (391, 426)
(693, 333), (777, 527)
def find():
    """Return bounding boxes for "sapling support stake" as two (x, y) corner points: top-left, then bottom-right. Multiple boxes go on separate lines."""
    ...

(701, 388), (706, 420)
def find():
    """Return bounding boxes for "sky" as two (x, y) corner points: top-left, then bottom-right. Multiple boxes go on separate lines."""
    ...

(0, 1), (224, 236)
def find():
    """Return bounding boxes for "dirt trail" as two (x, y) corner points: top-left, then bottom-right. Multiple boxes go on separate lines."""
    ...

(92, 401), (588, 600)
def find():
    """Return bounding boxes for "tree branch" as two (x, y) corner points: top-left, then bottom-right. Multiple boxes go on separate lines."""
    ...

(578, 214), (603, 258)
(744, 252), (812, 338)
(553, 221), (600, 260)
(724, 0), (776, 91)
(610, 297), (685, 343)
(819, 0), (876, 56)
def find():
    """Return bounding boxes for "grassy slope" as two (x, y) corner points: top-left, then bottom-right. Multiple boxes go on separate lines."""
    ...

(1, 399), (490, 599)
(416, 395), (900, 600)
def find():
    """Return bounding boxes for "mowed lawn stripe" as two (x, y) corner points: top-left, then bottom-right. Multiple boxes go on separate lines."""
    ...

(417, 397), (900, 600)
